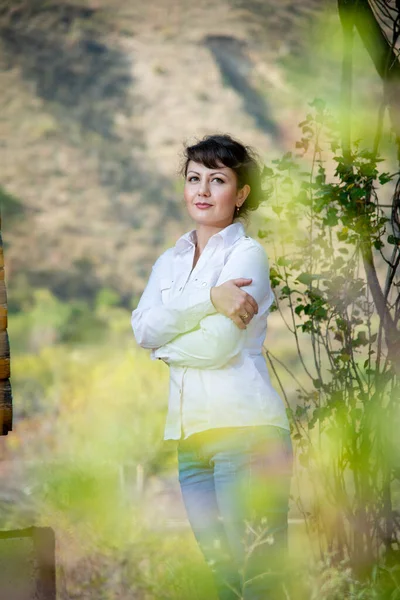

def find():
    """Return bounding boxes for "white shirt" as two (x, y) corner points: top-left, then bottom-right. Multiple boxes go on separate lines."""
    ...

(131, 221), (290, 440)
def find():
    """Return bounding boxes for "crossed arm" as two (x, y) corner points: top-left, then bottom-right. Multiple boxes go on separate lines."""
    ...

(131, 249), (218, 348)
(131, 244), (275, 369)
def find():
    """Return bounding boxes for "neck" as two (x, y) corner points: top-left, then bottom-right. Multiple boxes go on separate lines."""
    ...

(195, 221), (233, 254)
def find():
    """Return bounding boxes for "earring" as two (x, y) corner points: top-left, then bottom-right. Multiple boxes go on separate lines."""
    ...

(236, 206), (240, 215)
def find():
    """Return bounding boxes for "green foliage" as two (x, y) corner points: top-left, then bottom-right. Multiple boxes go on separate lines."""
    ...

(0, 185), (25, 223)
(258, 99), (400, 579)
(8, 286), (132, 354)
(95, 287), (120, 309)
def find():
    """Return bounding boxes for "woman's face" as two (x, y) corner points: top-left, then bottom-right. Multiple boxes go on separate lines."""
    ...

(183, 160), (250, 228)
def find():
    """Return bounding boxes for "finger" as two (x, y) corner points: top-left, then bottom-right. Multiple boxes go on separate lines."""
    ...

(244, 309), (254, 324)
(232, 316), (246, 330)
(243, 311), (253, 324)
(235, 278), (253, 286)
(234, 305), (252, 323)
(236, 302), (255, 322)
(246, 297), (259, 315)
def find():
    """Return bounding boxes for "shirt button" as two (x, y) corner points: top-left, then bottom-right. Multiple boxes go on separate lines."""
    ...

(202, 282), (207, 287)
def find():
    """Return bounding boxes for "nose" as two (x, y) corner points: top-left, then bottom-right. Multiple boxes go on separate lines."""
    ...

(198, 179), (210, 197)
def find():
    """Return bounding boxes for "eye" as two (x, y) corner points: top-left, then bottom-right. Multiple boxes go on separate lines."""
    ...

(187, 176), (225, 183)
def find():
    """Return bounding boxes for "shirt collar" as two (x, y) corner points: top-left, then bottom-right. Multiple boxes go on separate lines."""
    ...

(174, 221), (246, 256)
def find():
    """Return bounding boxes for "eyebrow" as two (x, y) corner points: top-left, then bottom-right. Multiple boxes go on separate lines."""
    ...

(187, 170), (228, 176)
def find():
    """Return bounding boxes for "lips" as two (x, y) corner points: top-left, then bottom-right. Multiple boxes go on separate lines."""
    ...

(195, 203), (212, 207)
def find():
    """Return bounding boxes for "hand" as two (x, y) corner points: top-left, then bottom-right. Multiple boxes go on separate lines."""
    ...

(210, 279), (259, 330)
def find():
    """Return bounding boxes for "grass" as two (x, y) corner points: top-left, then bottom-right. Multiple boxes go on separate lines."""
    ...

(3, 304), (398, 598)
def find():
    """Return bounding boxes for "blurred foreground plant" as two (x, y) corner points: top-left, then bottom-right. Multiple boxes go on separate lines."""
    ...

(258, 98), (400, 586)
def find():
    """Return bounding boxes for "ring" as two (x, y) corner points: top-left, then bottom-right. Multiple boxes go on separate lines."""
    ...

(241, 312), (249, 320)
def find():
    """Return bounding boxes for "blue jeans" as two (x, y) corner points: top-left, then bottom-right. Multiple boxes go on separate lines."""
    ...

(177, 425), (293, 600)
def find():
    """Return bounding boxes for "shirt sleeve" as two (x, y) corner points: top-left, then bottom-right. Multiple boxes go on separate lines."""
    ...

(131, 251), (218, 349)
(152, 243), (275, 369)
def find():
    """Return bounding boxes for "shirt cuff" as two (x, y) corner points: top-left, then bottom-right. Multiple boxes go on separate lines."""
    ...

(150, 347), (167, 360)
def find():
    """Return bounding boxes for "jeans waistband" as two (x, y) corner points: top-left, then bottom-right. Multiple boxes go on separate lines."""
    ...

(178, 425), (290, 450)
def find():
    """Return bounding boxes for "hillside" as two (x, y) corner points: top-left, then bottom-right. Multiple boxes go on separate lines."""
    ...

(0, 0), (344, 308)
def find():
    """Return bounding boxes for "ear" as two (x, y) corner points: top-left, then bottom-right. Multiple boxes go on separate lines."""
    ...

(237, 184), (251, 203)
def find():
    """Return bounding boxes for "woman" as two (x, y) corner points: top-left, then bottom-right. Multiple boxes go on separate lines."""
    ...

(131, 134), (293, 600)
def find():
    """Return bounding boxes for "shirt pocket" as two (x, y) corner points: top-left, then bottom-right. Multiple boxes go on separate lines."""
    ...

(191, 267), (222, 290)
(159, 277), (174, 304)
(191, 277), (211, 290)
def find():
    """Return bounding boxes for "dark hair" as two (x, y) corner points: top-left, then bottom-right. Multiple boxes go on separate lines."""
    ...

(178, 133), (267, 223)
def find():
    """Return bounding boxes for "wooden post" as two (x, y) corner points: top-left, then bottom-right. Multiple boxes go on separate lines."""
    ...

(0, 527), (56, 599)
(0, 206), (12, 435)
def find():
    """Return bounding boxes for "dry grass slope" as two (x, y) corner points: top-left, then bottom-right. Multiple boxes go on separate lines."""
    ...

(0, 0), (333, 306)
